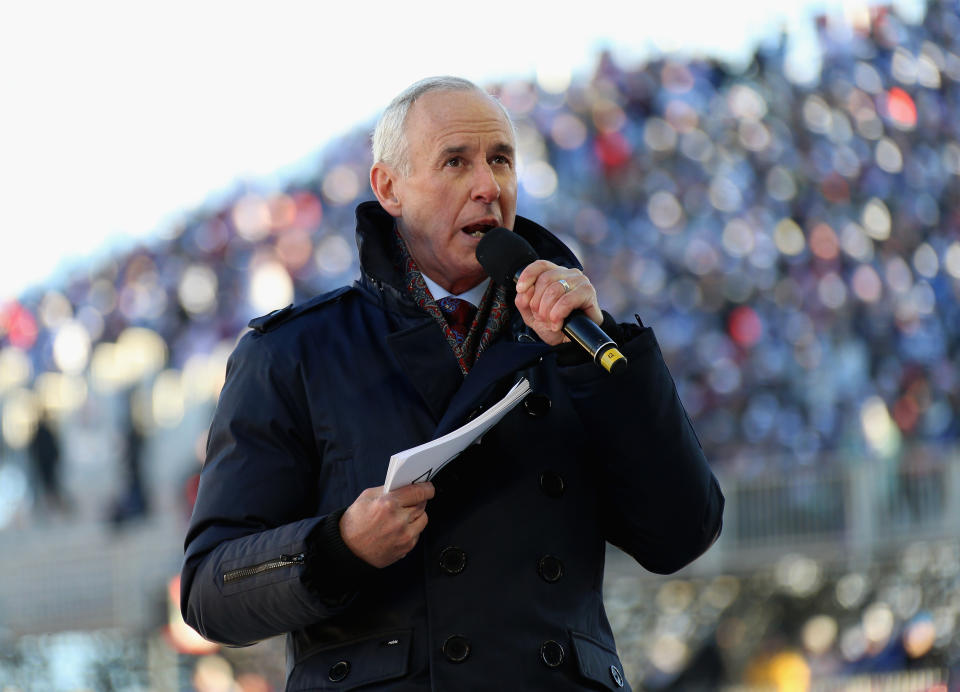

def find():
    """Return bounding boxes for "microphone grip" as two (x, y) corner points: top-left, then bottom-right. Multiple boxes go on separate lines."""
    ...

(508, 267), (627, 375)
(562, 311), (628, 375)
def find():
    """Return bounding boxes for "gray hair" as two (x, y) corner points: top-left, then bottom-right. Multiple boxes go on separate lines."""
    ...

(372, 76), (514, 176)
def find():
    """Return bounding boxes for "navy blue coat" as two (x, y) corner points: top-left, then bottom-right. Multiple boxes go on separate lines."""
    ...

(181, 202), (724, 691)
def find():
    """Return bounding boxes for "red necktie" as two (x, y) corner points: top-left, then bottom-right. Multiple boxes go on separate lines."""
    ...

(437, 296), (477, 344)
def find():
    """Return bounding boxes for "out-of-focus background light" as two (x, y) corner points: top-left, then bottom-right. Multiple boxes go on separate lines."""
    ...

(0, 347), (33, 395)
(2, 387), (40, 449)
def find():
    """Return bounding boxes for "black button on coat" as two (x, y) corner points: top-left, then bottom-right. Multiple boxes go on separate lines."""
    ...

(180, 201), (724, 691)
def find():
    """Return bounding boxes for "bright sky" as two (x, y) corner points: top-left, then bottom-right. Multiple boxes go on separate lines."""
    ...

(0, 0), (924, 302)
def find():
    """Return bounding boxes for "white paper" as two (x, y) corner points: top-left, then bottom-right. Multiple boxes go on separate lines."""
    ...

(383, 378), (530, 493)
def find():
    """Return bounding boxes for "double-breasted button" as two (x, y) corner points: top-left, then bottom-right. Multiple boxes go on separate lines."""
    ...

(610, 664), (625, 687)
(539, 471), (565, 498)
(540, 640), (565, 668)
(442, 635), (471, 663)
(538, 555), (564, 583)
(328, 660), (350, 682)
(524, 392), (552, 417)
(439, 546), (467, 575)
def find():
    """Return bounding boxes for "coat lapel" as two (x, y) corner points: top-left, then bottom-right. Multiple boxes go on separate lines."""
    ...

(432, 339), (551, 437)
(387, 319), (464, 422)
(388, 318), (551, 438)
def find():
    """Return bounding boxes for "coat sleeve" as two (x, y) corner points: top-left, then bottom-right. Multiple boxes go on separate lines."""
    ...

(559, 322), (724, 574)
(180, 331), (351, 646)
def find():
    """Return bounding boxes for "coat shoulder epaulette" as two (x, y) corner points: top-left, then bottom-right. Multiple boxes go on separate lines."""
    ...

(247, 286), (354, 334)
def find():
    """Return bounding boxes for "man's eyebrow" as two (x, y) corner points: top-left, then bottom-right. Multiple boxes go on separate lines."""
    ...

(436, 142), (516, 159)
(439, 145), (469, 158)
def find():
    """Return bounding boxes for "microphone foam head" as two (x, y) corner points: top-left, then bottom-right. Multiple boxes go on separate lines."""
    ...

(476, 227), (539, 285)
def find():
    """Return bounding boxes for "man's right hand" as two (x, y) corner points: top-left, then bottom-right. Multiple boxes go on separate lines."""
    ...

(339, 483), (435, 568)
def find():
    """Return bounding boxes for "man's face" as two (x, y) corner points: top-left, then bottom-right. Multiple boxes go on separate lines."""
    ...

(389, 89), (517, 294)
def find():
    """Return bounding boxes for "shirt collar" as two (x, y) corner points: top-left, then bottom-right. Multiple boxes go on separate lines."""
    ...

(422, 274), (490, 307)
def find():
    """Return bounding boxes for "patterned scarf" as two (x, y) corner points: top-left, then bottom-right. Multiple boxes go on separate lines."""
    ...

(392, 227), (511, 374)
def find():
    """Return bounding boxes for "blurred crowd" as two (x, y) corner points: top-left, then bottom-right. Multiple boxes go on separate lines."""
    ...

(605, 540), (960, 690)
(2, 1), (960, 514)
(500, 0), (960, 473)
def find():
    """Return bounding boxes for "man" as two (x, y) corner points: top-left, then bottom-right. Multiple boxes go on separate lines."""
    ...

(181, 76), (723, 691)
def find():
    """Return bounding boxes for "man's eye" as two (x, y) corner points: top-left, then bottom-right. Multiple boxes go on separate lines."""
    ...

(445, 157), (463, 167)
(492, 155), (512, 166)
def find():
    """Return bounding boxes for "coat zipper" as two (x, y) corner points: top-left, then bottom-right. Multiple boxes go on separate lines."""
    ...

(223, 553), (305, 584)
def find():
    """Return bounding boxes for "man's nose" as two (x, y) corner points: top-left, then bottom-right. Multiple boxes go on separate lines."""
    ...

(471, 163), (500, 203)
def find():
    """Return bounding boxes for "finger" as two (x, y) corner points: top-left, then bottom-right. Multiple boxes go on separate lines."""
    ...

(558, 287), (604, 326)
(393, 481), (435, 506)
(393, 520), (426, 561)
(409, 511), (429, 535)
(515, 260), (558, 293)
(530, 267), (577, 312)
(407, 498), (428, 520)
(409, 499), (434, 524)
(528, 272), (575, 326)
(514, 280), (532, 309)
(543, 278), (578, 320)
(548, 279), (596, 322)
(535, 268), (580, 296)
(524, 269), (569, 320)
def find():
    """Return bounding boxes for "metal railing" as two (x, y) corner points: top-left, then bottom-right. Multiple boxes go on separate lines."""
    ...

(694, 447), (960, 575)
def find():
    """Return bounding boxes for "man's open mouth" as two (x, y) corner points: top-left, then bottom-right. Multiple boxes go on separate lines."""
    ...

(461, 222), (497, 238)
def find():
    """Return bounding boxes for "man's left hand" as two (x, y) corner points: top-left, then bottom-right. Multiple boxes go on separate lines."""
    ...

(514, 260), (602, 346)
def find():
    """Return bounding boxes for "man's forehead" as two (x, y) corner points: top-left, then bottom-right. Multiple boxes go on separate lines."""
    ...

(409, 90), (514, 141)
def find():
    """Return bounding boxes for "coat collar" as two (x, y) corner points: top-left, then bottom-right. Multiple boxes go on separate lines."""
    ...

(353, 200), (582, 294)
(353, 200), (573, 432)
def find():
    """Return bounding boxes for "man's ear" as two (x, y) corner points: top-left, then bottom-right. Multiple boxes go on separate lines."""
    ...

(370, 162), (402, 217)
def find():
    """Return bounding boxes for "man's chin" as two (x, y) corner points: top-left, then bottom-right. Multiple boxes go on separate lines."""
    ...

(446, 262), (487, 294)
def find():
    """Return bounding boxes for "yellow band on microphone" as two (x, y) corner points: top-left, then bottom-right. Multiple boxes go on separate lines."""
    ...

(599, 347), (627, 374)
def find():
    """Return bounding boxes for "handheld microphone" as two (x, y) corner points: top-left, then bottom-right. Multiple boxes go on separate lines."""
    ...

(476, 227), (627, 375)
